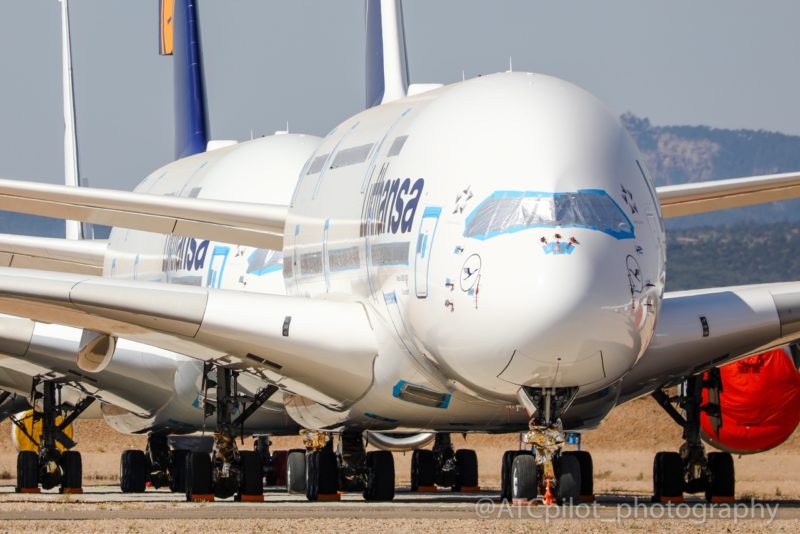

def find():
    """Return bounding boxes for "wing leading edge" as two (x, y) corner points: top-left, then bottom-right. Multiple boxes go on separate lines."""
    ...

(0, 178), (287, 250)
(0, 266), (377, 409)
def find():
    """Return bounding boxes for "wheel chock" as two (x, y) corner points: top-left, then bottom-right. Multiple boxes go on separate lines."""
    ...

(60, 487), (83, 494)
(710, 496), (735, 504)
(580, 494), (595, 503)
(18, 488), (41, 494)
(316, 493), (341, 502)
(657, 496), (684, 504)
(459, 486), (480, 493)
(187, 494), (215, 502)
(414, 485), (437, 492)
(511, 498), (537, 506)
(235, 494), (264, 502)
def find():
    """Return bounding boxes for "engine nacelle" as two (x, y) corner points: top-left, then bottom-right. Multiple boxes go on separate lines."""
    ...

(76, 330), (117, 373)
(366, 431), (436, 452)
(701, 347), (800, 454)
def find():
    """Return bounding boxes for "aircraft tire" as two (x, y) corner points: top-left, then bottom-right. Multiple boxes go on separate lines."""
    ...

(363, 450), (395, 501)
(705, 452), (735, 502)
(120, 449), (146, 493)
(305, 448), (337, 500)
(286, 450), (306, 494)
(268, 450), (288, 486)
(653, 451), (683, 502)
(238, 450), (264, 497)
(185, 451), (213, 501)
(410, 449), (435, 491)
(452, 449), (478, 491)
(561, 450), (593, 499)
(60, 450), (82, 491)
(169, 449), (188, 493)
(554, 454), (581, 504)
(16, 450), (39, 492)
(510, 454), (537, 501)
(500, 450), (526, 501)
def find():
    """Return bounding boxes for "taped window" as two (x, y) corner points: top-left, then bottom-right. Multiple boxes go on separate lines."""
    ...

(370, 242), (409, 266)
(299, 251), (323, 276)
(328, 246), (360, 272)
(387, 135), (408, 157)
(331, 144), (373, 169)
(465, 190), (634, 240)
(306, 153), (329, 175)
(247, 249), (283, 276)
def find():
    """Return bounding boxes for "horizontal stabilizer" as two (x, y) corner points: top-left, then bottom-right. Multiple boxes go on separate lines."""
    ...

(0, 178), (287, 250)
(657, 171), (800, 218)
(0, 234), (106, 275)
(0, 267), (377, 408)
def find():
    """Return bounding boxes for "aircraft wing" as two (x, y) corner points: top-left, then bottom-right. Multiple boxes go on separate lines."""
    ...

(620, 282), (800, 402)
(657, 171), (800, 218)
(0, 266), (377, 409)
(0, 178), (286, 250)
(0, 234), (106, 275)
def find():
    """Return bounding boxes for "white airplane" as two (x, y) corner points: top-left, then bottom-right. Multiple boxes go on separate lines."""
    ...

(0, 0), (799, 504)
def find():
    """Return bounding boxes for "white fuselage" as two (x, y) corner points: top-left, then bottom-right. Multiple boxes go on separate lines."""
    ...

(103, 72), (665, 432)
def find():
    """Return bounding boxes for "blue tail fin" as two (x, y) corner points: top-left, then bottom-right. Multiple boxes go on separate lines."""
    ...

(365, 0), (409, 109)
(160, 0), (208, 159)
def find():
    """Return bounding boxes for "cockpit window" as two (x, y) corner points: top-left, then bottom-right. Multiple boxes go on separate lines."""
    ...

(464, 189), (634, 240)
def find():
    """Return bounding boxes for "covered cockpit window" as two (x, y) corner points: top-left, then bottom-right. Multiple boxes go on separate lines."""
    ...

(464, 189), (634, 240)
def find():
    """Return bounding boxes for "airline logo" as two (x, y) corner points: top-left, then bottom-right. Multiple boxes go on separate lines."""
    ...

(360, 178), (424, 236)
(162, 236), (209, 272)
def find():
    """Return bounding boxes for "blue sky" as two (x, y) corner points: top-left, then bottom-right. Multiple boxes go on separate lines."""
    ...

(1, 0), (799, 191)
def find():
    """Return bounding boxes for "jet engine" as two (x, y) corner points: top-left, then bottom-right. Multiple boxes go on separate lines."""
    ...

(700, 347), (800, 454)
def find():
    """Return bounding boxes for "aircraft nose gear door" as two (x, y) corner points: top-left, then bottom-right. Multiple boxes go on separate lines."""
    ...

(415, 207), (441, 298)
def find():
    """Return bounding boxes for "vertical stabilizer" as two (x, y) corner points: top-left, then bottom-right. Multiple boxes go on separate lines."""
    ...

(60, 0), (82, 240)
(160, 0), (209, 159)
(365, 0), (410, 108)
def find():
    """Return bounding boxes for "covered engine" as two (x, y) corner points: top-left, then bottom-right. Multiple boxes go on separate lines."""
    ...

(701, 347), (800, 454)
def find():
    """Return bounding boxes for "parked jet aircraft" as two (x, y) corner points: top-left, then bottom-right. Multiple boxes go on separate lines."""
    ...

(0, 0), (799, 504)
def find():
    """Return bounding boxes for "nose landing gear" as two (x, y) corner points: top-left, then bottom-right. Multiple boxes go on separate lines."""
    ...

(503, 386), (594, 505)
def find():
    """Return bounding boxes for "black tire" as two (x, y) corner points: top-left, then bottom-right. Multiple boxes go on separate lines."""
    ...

(500, 450), (526, 501)
(452, 449), (478, 491)
(562, 450), (593, 499)
(653, 451), (683, 501)
(169, 450), (189, 493)
(554, 454), (581, 504)
(269, 450), (289, 486)
(363, 450), (395, 502)
(510, 454), (537, 501)
(238, 450), (264, 496)
(410, 449), (435, 491)
(705, 452), (735, 502)
(305, 448), (338, 501)
(185, 451), (213, 501)
(120, 449), (147, 493)
(16, 450), (39, 492)
(60, 450), (82, 491)
(287, 450), (306, 494)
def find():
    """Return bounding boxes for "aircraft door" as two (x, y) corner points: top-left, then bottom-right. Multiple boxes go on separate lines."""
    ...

(207, 246), (230, 288)
(414, 207), (441, 298)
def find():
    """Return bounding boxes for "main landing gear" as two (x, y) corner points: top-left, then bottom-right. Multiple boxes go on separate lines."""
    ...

(120, 364), (278, 501)
(11, 380), (95, 494)
(651, 374), (735, 503)
(503, 387), (594, 505)
(410, 433), (479, 493)
(298, 429), (395, 502)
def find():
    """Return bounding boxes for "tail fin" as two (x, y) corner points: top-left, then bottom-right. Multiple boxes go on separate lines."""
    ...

(160, 0), (209, 159)
(365, 0), (410, 108)
(60, 0), (83, 240)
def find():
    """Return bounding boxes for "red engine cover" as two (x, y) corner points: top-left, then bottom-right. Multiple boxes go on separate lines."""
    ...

(701, 348), (800, 454)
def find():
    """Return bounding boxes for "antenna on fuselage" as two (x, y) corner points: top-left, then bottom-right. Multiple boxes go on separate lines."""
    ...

(508, 57), (513, 72)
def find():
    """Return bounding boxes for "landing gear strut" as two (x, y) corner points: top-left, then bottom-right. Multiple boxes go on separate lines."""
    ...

(503, 386), (593, 504)
(11, 380), (94, 494)
(651, 374), (735, 503)
(410, 433), (479, 492)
